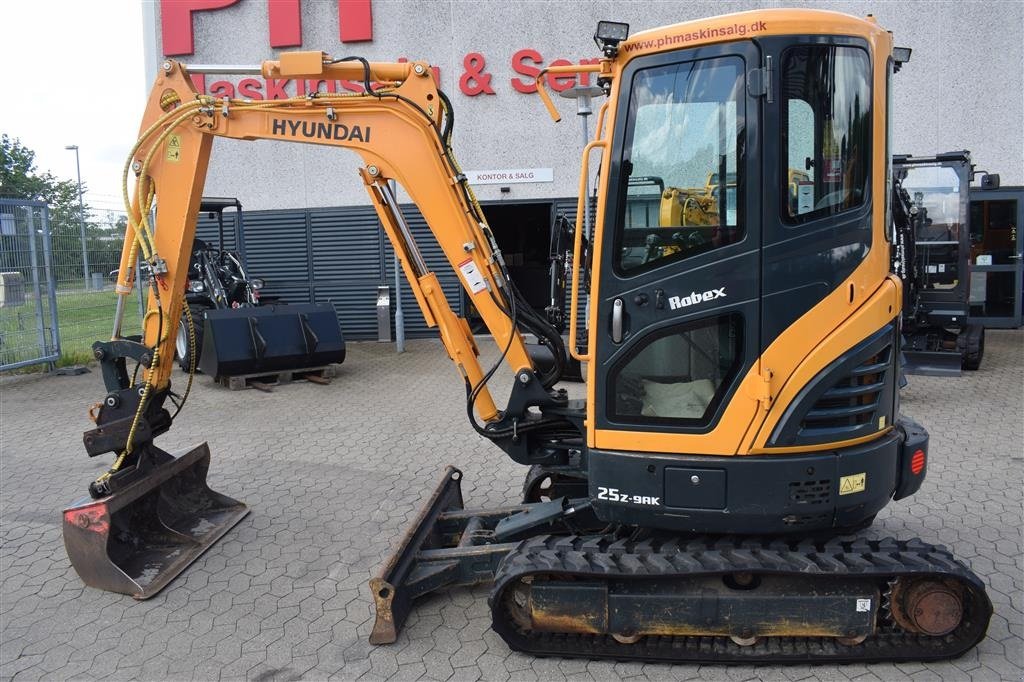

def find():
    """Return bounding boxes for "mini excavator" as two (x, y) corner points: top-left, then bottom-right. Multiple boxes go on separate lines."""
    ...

(63, 8), (992, 664)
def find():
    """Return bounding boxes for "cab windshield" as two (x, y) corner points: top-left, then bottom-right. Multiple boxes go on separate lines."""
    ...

(617, 56), (745, 274)
(901, 165), (964, 244)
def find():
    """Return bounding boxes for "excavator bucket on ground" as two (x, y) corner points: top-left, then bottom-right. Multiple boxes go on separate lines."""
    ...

(62, 443), (248, 599)
(179, 198), (346, 382)
(198, 302), (346, 380)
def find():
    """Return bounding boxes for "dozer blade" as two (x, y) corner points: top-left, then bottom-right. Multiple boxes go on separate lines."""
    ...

(62, 443), (248, 600)
(369, 467), (526, 644)
(901, 350), (962, 377)
(199, 303), (345, 378)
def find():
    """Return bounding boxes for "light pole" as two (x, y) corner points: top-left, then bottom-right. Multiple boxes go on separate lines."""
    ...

(558, 85), (604, 242)
(64, 144), (91, 289)
(558, 84), (604, 364)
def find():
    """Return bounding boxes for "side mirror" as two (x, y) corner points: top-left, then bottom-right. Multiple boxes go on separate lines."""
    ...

(980, 173), (1000, 190)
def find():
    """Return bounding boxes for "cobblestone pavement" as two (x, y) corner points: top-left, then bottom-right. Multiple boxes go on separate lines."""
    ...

(1, 331), (1021, 681)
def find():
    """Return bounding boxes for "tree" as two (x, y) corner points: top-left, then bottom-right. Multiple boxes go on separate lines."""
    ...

(1, 133), (90, 217)
(1, 134), (98, 282)
(1, 134), (48, 199)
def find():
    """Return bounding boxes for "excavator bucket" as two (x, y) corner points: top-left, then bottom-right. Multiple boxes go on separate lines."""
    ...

(62, 443), (248, 599)
(199, 302), (346, 379)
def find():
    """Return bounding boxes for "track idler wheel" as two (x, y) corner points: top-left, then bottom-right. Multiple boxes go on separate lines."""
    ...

(889, 578), (965, 636)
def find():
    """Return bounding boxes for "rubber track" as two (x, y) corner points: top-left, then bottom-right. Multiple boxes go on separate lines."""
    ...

(489, 535), (992, 664)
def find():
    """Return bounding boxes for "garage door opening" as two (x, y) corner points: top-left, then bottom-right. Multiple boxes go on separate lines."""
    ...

(465, 202), (554, 332)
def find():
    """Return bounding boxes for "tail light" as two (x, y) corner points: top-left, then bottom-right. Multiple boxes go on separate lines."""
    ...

(910, 449), (926, 475)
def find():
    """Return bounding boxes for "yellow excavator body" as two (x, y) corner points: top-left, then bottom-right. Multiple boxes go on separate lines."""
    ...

(63, 8), (991, 664)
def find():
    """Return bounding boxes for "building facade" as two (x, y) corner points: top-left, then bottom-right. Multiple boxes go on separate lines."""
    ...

(144, 1), (1024, 337)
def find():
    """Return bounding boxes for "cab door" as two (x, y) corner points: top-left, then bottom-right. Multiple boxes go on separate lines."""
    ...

(591, 41), (763, 455)
(969, 188), (1024, 328)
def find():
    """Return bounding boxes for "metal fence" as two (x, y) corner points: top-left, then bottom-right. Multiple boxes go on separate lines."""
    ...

(45, 203), (144, 367)
(0, 198), (60, 370)
(0, 198), (145, 372)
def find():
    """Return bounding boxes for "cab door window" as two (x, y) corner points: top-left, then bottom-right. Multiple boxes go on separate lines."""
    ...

(782, 45), (871, 221)
(610, 314), (743, 425)
(616, 56), (745, 274)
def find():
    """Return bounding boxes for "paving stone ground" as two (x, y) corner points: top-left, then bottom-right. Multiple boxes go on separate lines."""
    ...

(1, 330), (1021, 682)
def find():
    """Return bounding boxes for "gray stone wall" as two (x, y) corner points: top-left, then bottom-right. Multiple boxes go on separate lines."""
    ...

(147, 1), (1024, 210)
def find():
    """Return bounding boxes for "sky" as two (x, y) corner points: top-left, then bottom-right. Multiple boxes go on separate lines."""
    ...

(0, 0), (147, 219)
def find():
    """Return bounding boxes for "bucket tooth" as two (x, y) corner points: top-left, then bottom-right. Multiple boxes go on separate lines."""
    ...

(62, 443), (248, 599)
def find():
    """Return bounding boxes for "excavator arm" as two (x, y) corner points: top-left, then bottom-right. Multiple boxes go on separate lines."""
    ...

(89, 52), (586, 490)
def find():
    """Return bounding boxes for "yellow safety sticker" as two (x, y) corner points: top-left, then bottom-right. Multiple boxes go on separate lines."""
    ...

(166, 134), (181, 162)
(839, 472), (866, 496)
(878, 415), (886, 429)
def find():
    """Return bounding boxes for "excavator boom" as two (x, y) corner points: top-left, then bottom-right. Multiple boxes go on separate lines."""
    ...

(114, 54), (538, 416)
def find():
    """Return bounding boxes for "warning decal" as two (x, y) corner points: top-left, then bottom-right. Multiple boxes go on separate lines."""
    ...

(839, 472), (867, 496)
(166, 134), (181, 162)
(458, 258), (488, 295)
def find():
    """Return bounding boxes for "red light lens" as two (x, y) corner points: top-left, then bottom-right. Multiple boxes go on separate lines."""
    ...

(910, 449), (926, 475)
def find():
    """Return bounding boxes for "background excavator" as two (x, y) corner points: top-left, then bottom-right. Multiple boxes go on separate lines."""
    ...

(62, 8), (991, 664)
(891, 152), (986, 375)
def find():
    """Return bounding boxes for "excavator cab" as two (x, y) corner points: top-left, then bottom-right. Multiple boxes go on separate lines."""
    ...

(586, 34), (887, 533)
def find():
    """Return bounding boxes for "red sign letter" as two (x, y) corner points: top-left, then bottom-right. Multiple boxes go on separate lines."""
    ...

(339, 0), (373, 42)
(268, 0), (302, 48)
(265, 79), (291, 99)
(161, 0), (240, 56)
(510, 49), (543, 94)
(546, 59), (575, 93)
(208, 80), (236, 98)
(238, 78), (265, 99)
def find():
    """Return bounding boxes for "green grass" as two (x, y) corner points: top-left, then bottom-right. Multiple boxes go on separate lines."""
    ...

(0, 288), (145, 371)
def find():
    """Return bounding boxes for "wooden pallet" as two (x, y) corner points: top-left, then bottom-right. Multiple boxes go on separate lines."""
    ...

(217, 364), (337, 392)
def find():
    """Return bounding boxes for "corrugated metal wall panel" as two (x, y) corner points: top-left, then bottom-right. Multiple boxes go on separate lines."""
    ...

(204, 198), (580, 342)
(553, 197), (591, 351)
(553, 195), (597, 226)
(554, 198), (579, 225)
(242, 210), (311, 303)
(554, 198), (582, 323)
(309, 207), (384, 340)
(195, 213), (238, 252)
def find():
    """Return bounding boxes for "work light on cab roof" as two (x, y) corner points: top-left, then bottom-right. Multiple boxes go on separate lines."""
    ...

(594, 21), (630, 56)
